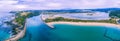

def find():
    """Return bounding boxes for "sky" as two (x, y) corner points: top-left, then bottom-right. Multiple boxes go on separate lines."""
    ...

(0, 0), (120, 10)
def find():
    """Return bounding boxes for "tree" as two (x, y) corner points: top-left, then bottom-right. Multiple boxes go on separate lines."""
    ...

(109, 10), (120, 18)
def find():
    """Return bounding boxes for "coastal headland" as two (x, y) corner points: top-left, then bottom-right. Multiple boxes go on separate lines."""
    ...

(5, 23), (26, 41)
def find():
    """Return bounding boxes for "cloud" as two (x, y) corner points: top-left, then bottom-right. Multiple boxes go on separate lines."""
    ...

(15, 5), (28, 9)
(0, 0), (18, 5)
(20, 0), (46, 2)
(0, 0), (120, 10)
(45, 2), (62, 8)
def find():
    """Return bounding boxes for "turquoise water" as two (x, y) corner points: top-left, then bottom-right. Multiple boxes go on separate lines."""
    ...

(19, 16), (120, 41)
(0, 12), (13, 41)
(0, 31), (10, 41)
(49, 24), (120, 41)
(50, 24), (109, 41)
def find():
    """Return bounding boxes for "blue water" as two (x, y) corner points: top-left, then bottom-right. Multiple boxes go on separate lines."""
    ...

(19, 15), (51, 41)
(0, 27), (11, 41)
(0, 31), (10, 41)
(0, 12), (13, 41)
(50, 24), (120, 41)
(19, 15), (120, 41)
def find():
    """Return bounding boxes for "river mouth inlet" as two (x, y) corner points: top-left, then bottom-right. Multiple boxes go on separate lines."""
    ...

(17, 15), (120, 41)
(19, 19), (120, 41)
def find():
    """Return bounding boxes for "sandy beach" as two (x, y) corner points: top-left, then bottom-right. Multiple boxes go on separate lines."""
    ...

(5, 23), (26, 41)
(47, 21), (120, 28)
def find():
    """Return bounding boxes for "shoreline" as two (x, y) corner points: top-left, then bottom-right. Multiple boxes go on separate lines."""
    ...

(5, 23), (26, 41)
(47, 21), (120, 28)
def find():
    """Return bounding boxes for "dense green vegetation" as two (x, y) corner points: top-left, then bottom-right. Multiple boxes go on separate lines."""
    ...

(12, 12), (28, 35)
(15, 11), (40, 18)
(5, 11), (40, 35)
(12, 11), (40, 35)
(8, 12), (32, 35)
(15, 12), (28, 25)
(45, 17), (117, 24)
(5, 12), (29, 35)
(109, 10), (120, 18)
(15, 17), (26, 25)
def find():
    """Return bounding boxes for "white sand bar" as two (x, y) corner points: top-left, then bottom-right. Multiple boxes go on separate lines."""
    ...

(47, 21), (120, 28)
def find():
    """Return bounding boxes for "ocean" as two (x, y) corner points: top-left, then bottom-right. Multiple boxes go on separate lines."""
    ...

(0, 12), (14, 41)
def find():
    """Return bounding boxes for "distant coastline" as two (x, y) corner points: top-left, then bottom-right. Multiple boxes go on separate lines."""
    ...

(47, 21), (120, 28)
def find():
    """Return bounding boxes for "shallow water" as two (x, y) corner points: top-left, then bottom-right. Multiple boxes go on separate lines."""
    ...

(49, 24), (120, 41)
(0, 31), (10, 41)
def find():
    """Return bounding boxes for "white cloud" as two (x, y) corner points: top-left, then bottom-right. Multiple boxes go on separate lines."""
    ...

(15, 5), (28, 9)
(61, 0), (120, 9)
(0, 0), (120, 10)
(0, 0), (18, 5)
(45, 3), (62, 8)
(20, 0), (46, 2)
